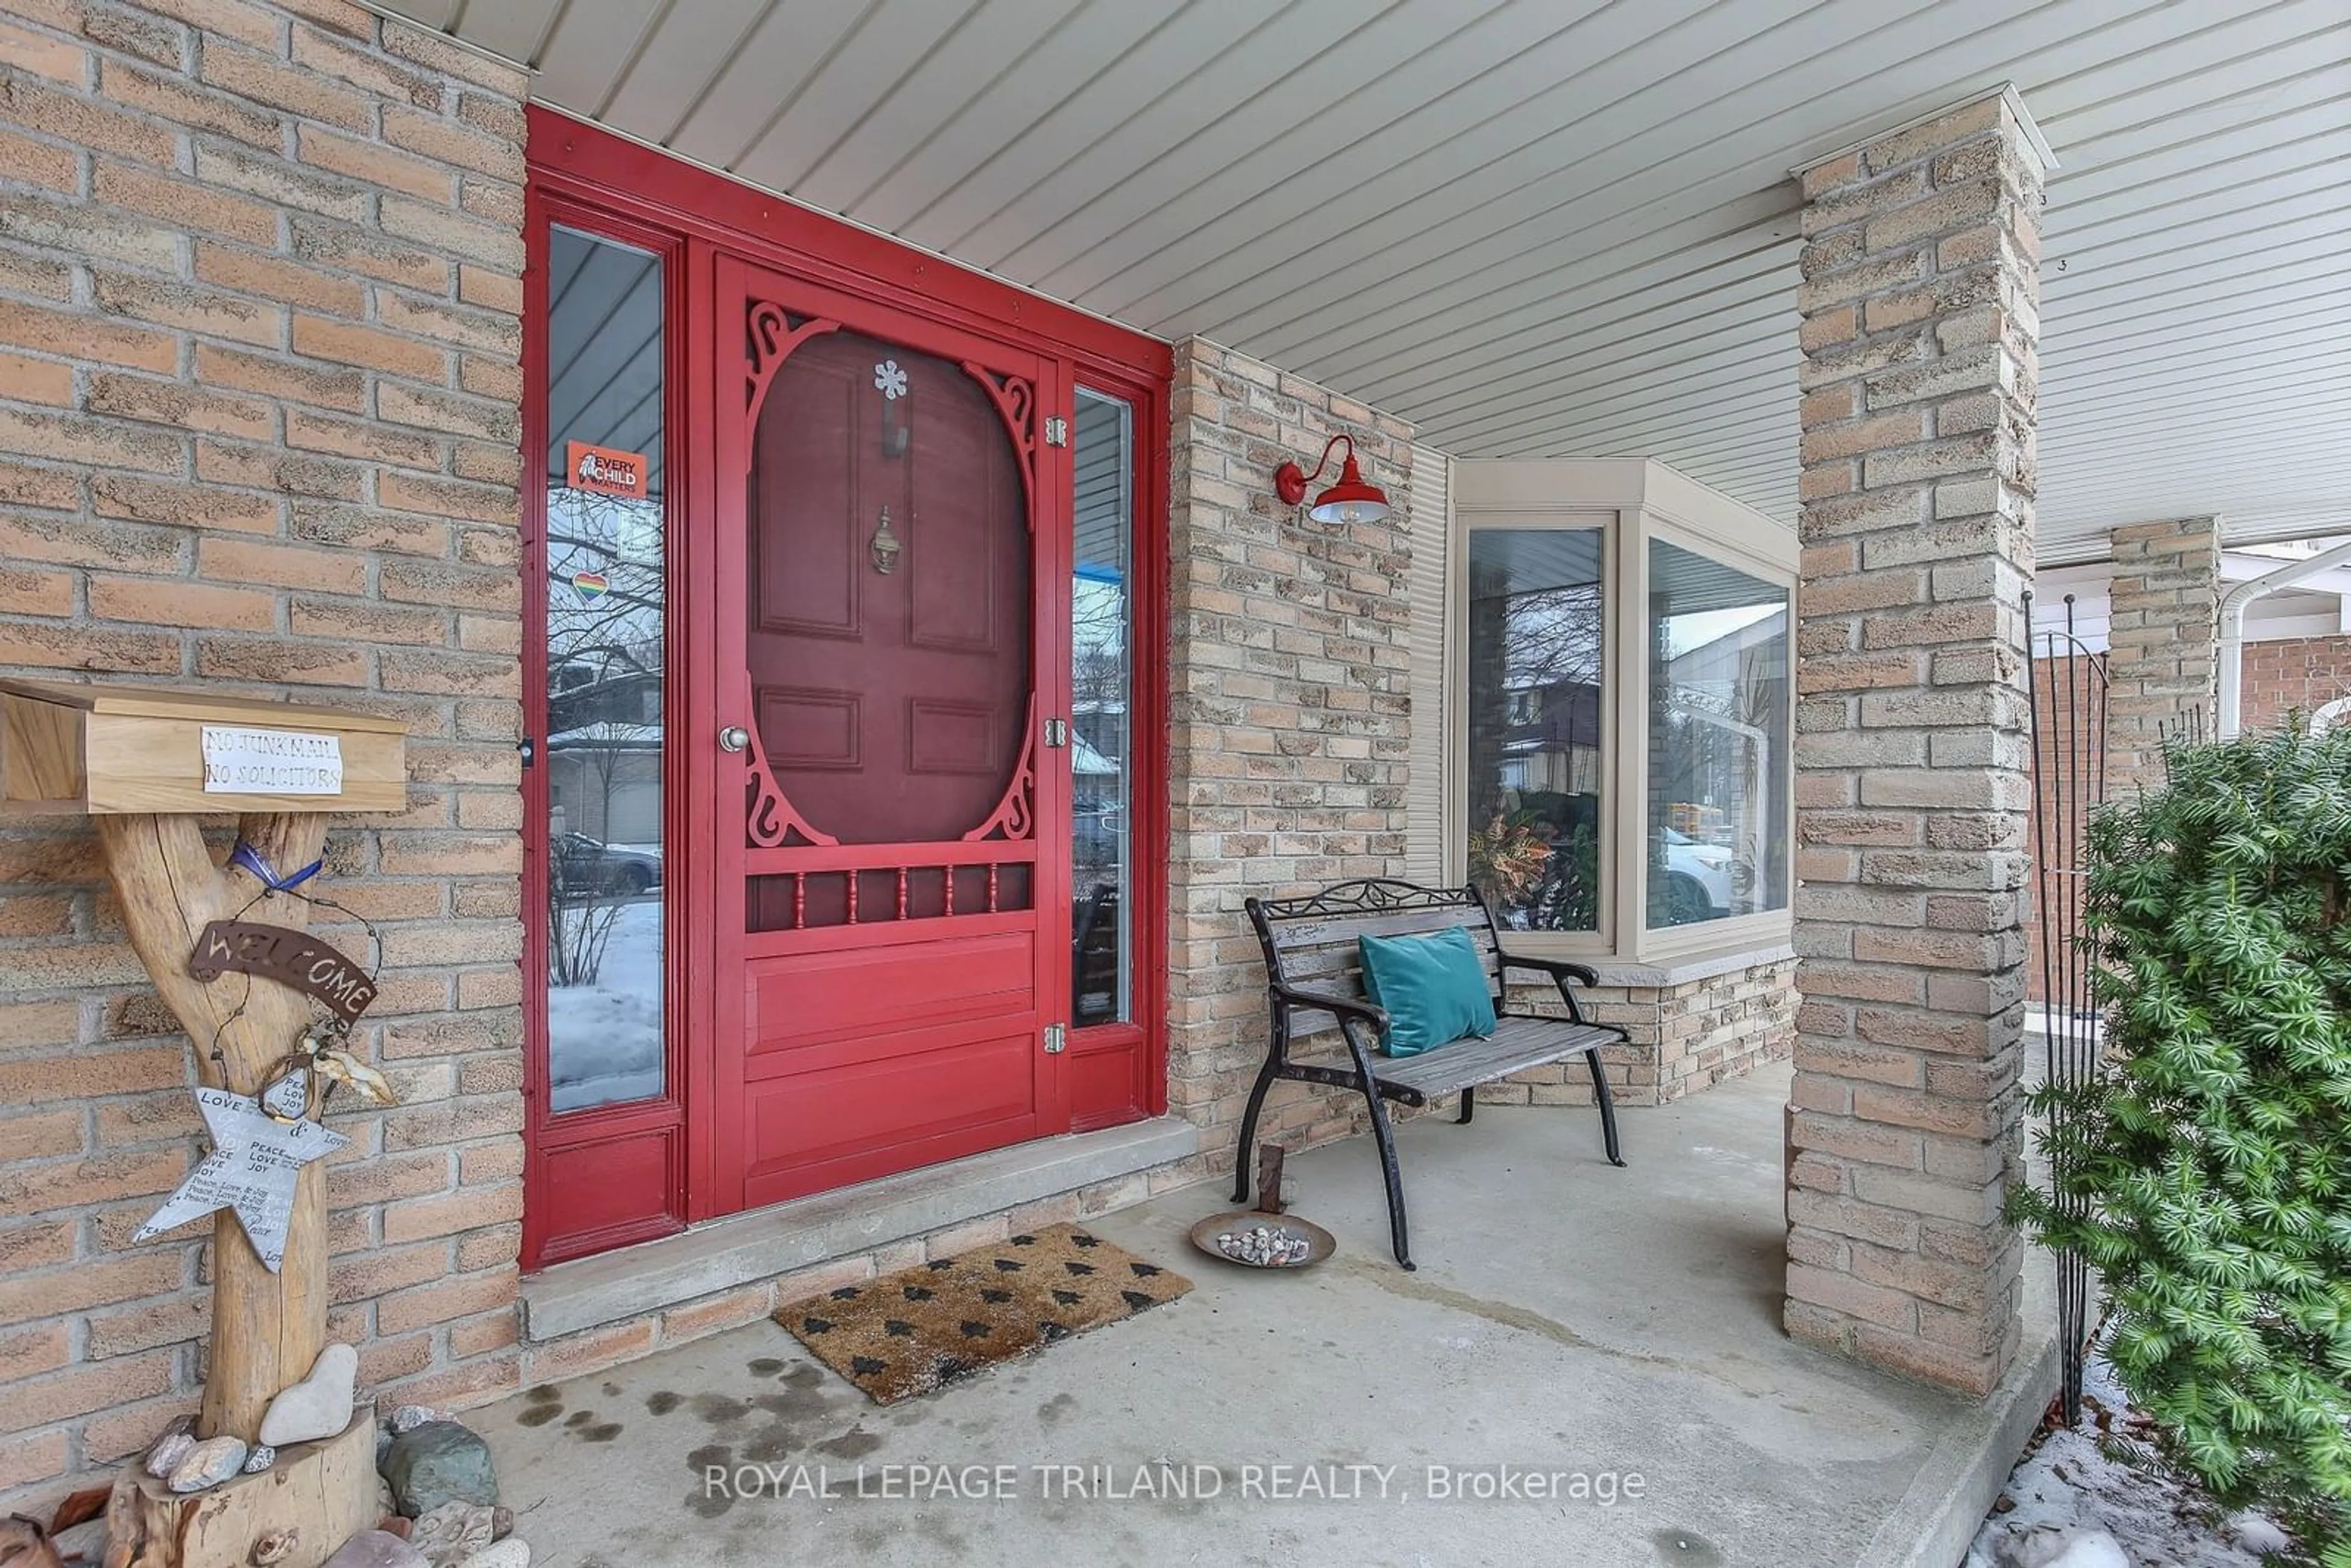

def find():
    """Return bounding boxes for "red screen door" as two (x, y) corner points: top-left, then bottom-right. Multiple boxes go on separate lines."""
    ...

(709, 258), (1070, 1210)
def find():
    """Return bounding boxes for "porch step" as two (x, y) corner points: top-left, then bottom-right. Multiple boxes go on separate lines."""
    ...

(520, 1116), (1200, 1341)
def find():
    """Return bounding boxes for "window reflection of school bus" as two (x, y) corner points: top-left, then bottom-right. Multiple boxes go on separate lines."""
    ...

(1666, 802), (1725, 838)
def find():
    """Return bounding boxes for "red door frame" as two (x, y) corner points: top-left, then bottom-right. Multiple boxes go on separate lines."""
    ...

(521, 108), (1172, 1270)
(519, 187), (694, 1269)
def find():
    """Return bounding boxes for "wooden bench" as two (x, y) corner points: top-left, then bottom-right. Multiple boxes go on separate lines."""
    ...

(1237, 879), (1629, 1269)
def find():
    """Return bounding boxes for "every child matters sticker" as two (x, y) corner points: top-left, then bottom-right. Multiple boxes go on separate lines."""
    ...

(201, 726), (343, 797)
(567, 440), (648, 499)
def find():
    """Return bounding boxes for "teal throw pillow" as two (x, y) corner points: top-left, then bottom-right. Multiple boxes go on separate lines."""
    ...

(1357, 926), (1498, 1057)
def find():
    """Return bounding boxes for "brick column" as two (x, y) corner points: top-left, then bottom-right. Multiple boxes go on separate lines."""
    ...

(2105, 517), (2219, 789)
(1163, 337), (1414, 1171)
(1785, 90), (2049, 1395)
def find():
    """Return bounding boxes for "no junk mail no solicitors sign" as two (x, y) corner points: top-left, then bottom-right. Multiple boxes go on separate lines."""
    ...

(0, 679), (406, 815)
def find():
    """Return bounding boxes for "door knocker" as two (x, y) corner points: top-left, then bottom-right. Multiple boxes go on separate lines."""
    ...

(870, 505), (902, 574)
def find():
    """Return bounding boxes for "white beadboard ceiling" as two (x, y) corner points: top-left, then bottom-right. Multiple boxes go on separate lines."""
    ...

(387, 0), (2351, 563)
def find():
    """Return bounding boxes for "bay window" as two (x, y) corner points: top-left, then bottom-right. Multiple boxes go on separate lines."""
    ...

(1434, 460), (1796, 964)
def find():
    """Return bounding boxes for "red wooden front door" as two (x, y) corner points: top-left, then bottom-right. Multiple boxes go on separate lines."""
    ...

(710, 257), (1069, 1210)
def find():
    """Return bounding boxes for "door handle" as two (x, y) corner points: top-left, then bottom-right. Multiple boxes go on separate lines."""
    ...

(719, 726), (750, 754)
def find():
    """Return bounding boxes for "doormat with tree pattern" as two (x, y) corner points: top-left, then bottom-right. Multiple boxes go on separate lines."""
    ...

(775, 1222), (1191, 1403)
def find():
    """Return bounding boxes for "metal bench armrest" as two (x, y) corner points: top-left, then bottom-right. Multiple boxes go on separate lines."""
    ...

(1496, 950), (1599, 988)
(1271, 983), (1389, 1030)
(1494, 949), (1597, 1025)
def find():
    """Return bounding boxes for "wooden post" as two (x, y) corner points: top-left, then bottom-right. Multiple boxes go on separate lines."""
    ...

(94, 812), (333, 1444)
(0, 681), (406, 1565)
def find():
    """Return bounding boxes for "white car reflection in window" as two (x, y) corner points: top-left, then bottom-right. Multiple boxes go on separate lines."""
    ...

(1660, 827), (1743, 917)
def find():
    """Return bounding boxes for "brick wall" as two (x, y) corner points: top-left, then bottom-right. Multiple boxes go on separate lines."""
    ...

(2241, 631), (2351, 733)
(1651, 959), (1799, 1098)
(2020, 534), (2344, 1002)
(1159, 351), (1795, 1158)
(0, 0), (527, 1514)
(2019, 543), (2351, 1007)
(1163, 337), (1416, 1168)
(1487, 958), (1799, 1108)
(1787, 91), (2044, 1397)
(2105, 517), (2217, 792)
(0, 2), (1829, 1507)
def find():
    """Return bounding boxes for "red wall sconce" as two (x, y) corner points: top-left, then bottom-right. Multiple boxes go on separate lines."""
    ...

(1275, 433), (1390, 525)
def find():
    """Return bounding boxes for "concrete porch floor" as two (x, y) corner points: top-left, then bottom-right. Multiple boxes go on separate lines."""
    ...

(470, 1065), (2053, 1567)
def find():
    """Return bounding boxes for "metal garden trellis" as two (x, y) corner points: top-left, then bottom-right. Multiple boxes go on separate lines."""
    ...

(2023, 590), (2107, 1427)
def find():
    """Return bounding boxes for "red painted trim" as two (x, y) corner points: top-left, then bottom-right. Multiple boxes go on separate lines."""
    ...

(680, 233), (722, 1223)
(743, 306), (842, 426)
(742, 718), (840, 850)
(964, 694), (1040, 844)
(1037, 350), (1076, 1133)
(519, 193), (695, 1271)
(523, 111), (1174, 1261)
(527, 109), (1169, 386)
(1065, 361), (1172, 1119)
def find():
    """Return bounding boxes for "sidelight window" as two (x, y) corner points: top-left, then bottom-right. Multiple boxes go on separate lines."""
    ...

(541, 226), (668, 1114)
(1071, 389), (1136, 1027)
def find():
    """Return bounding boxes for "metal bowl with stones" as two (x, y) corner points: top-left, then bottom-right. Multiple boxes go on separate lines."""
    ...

(1188, 1210), (1336, 1269)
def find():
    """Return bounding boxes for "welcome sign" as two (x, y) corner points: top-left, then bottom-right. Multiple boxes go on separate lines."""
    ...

(186, 921), (380, 1021)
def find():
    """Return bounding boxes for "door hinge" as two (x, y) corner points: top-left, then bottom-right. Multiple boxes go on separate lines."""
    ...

(1043, 415), (1069, 447)
(1043, 1023), (1066, 1055)
(1044, 716), (1069, 748)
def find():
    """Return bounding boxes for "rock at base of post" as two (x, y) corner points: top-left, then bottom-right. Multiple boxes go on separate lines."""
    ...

(105, 1401), (377, 1568)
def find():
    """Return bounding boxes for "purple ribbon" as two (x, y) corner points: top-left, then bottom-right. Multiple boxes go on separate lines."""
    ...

(230, 840), (323, 895)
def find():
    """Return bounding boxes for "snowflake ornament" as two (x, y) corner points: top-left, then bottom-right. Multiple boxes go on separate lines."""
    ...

(873, 359), (909, 400)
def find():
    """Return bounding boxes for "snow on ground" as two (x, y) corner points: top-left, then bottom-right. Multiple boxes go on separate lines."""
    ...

(1967, 1340), (2289, 1567)
(547, 898), (664, 1111)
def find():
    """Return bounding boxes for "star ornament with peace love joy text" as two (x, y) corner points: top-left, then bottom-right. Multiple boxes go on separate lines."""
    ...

(135, 1085), (347, 1273)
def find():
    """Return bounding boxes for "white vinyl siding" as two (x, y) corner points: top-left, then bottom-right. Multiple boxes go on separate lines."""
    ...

(408, 0), (2347, 561)
(1404, 443), (1452, 885)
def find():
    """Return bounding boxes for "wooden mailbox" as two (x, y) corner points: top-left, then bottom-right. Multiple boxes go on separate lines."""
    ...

(0, 679), (406, 816)
(0, 680), (407, 1568)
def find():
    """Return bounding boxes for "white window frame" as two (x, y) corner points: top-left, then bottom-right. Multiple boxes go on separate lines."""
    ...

(1450, 508), (1619, 958)
(1441, 459), (1798, 968)
(1637, 511), (1797, 964)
